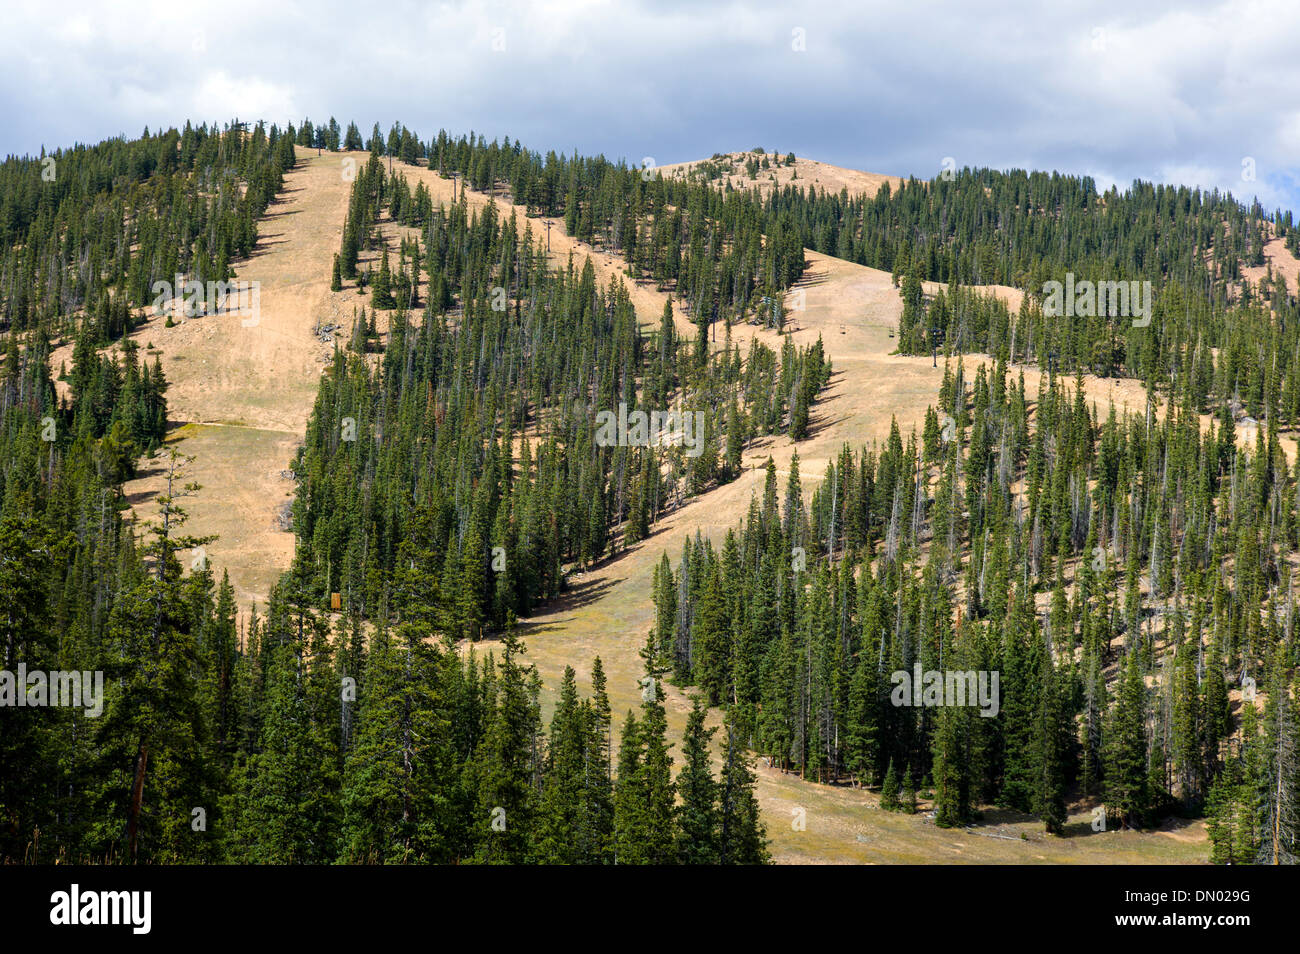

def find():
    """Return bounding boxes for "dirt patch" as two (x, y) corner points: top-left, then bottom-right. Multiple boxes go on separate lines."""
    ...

(1244, 232), (1300, 295)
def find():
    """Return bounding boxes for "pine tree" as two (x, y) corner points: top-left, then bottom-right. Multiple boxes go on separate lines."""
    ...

(900, 766), (918, 815)
(472, 627), (539, 864)
(613, 639), (677, 863)
(1033, 649), (1069, 834)
(535, 666), (586, 863)
(718, 715), (770, 864)
(675, 698), (720, 864)
(881, 758), (900, 811)
(1105, 652), (1151, 829)
(371, 249), (394, 309)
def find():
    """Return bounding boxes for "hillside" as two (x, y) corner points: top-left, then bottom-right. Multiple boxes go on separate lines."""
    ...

(11, 127), (1293, 868)
(62, 147), (357, 608)
(515, 249), (1205, 862)
(103, 148), (1224, 863)
(659, 150), (903, 199)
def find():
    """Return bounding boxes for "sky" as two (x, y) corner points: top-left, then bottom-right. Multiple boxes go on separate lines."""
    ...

(3, 0), (1299, 214)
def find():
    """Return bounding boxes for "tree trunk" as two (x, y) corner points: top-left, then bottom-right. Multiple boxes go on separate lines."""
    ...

(127, 740), (149, 861)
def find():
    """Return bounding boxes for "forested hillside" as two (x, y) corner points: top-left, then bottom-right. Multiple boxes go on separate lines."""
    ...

(300, 149), (831, 629)
(655, 360), (1300, 860)
(1, 122), (294, 338)
(0, 122), (297, 862)
(0, 123), (802, 863)
(2, 117), (1297, 865)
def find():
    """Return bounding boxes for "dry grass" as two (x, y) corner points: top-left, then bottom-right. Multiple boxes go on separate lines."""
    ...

(658, 151), (903, 200)
(1244, 231), (1300, 295)
(105, 147), (354, 610)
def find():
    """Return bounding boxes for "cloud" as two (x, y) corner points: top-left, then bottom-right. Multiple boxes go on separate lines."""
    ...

(191, 72), (297, 124)
(1, 0), (1298, 211)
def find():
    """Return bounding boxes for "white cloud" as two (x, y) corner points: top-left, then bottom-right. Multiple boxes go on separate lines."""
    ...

(191, 72), (297, 124)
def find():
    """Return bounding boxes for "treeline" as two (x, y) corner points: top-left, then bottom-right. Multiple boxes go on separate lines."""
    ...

(339, 127), (809, 343)
(896, 261), (1300, 438)
(869, 172), (1300, 436)
(420, 126), (810, 329)
(298, 119), (1299, 405)
(0, 121), (295, 340)
(768, 167), (1278, 292)
(218, 585), (767, 864)
(0, 130), (185, 857)
(0, 314), (178, 861)
(293, 117), (809, 341)
(652, 357), (1300, 860)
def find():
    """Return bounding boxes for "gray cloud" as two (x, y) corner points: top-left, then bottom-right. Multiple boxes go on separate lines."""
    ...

(2, 0), (1297, 211)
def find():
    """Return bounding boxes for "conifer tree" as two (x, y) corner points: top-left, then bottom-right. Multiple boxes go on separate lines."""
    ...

(675, 698), (720, 864)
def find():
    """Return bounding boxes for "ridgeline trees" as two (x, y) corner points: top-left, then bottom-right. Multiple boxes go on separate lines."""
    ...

(1, 121), (294, 340)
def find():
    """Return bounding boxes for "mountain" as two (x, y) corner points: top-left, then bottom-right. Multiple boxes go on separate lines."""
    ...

(2, 121), (1296, 865)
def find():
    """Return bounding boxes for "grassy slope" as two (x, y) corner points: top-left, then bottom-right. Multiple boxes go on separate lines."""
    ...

(103, 147), (355, 608)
